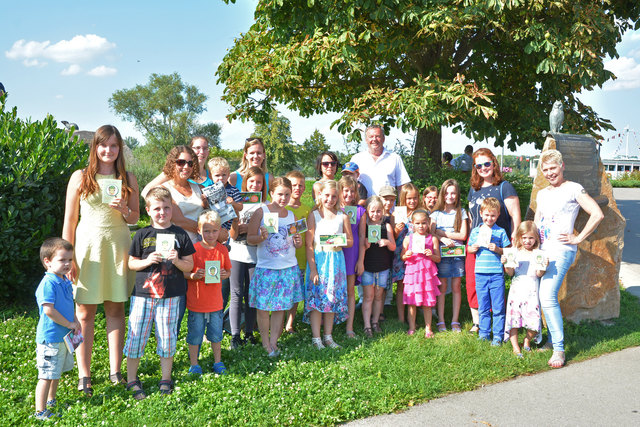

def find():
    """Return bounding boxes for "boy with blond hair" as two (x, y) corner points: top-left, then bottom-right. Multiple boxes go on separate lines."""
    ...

(468, 197), (511, 346)
(125, 187), (195, 399)
(185, 210), (232, 375)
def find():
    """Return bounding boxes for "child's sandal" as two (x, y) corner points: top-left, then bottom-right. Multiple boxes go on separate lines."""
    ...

(407, 329), (415, 336)
(451, 322), (462, 333)
(346, 330), (357, 339)
(372, 323), (382, 333)
(78, 376), (93, 397)
(468, 323), (479, 334)
(436, 322), (447, 332)
(425, 330), (434, 338)
(158, 379), (173, 395)
(363, 327), (373, 338)
(126, 379), (146, 401)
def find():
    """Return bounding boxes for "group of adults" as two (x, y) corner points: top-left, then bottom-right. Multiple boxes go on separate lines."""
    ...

(62, 122), (603, 396)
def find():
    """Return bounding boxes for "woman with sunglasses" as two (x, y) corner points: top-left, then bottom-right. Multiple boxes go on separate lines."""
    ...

(465, 148), (521, 333)
(312, 151), (340, 200)
(141, 136), (214, 197)
(160, 146), (206, 244)
(230, 137), (274, 194)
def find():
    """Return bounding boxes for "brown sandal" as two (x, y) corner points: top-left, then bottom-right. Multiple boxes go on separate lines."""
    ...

(109, 372), (126, 385)
(78, 377), (93, 397)
(126, 379), (146, 400)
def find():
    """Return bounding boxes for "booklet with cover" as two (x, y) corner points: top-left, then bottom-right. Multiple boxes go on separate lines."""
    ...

(202, 183), (238, 224)
(100, 179), (122, 204)
(288, 218), (308, 235)
(344, 206), (357, 224)
(368, 225), (381, 243)
(205, 260), (221, 284)
(319, 233), (347, 247)
(264, 213), (279, 233)
(503, 247), (519, 268)
(393, 206), (408, 224)
(239, 192), (262, 204)
(63, 330), (84, 354)
(156, 233), (174, 259)
(440, 245), (466, 257)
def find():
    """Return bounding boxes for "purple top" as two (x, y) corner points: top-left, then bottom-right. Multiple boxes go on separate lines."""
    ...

(343, 205), (365, 277)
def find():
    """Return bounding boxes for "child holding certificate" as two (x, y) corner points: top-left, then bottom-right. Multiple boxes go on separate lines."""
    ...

(185, 210), (231, 375)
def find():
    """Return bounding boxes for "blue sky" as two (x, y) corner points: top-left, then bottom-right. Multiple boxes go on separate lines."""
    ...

(3, 1), (640, 159)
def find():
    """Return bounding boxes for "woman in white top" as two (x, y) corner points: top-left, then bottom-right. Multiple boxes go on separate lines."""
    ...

(534, 149), (603, 368)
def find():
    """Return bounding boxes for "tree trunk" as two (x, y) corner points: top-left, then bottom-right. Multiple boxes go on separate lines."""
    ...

(413, 127), (442, 179)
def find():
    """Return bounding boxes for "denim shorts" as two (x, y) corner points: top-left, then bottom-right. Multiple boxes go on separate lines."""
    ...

(36, 342), (74, 380)
(361, 269), (390, 289)
(437, 256), (465, 278)
(186, 310), (223, 345)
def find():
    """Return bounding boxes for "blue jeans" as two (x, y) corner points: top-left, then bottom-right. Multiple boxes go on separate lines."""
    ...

(361, 269), (390, 289)
(539, 250), (576, 352)
(475, 273), (506, 340)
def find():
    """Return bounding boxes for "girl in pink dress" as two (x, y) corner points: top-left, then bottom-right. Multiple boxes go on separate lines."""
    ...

(401, 209), (441, 337)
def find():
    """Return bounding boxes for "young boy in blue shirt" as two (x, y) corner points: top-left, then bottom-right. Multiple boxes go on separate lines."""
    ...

(468, 197), (511, 346)
(34, 237), (80, 420)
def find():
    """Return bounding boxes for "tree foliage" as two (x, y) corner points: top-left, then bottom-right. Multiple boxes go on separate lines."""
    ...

(298, 129), (330, 177)
(109, 72), (220, 154)
(0, 95), (89, 302)
(218, 0), (640, 174)
(254, 109), (298, 175)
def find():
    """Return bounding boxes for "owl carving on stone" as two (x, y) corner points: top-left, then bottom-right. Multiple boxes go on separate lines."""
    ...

(549, 100), (564, 133)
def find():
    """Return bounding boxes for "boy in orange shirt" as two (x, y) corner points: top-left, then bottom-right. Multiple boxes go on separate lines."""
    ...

(185, 210), (232, 375)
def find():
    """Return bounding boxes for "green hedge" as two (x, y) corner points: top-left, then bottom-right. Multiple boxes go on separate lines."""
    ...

(0, 97), (88, 303)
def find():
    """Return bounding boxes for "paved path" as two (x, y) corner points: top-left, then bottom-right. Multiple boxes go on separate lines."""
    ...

(348, 187), (640, 427)
(348, 347), (640, 426)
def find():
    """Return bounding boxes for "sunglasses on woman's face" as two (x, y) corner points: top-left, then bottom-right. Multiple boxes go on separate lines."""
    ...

(176, 159), (194, 168)
(475, 161), (492, 169)
(321, 161), (337, 167)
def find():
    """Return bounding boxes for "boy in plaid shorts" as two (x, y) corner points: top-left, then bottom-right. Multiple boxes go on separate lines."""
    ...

(125, 187), (195, 399)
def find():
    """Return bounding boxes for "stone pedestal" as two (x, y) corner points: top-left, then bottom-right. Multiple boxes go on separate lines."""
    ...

(526, 134), (625, 321)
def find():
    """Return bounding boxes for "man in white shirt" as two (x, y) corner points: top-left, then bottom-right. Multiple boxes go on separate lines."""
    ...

(350, 125), (411, 197)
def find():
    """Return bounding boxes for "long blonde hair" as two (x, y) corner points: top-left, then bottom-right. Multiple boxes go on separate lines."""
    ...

(239, 138), (268, 174)
(80, 125), (132, 199)
(338, 175), (358, 207)
(434, 179), (463, 232)
(398, 183), (422, 211)
(315, 180), (339, 212)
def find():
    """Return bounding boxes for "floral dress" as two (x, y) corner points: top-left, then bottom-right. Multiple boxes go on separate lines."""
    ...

(503, 250), (542, 340)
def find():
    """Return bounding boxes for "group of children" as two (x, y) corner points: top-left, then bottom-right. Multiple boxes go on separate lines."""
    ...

(35, 157), (547, 416)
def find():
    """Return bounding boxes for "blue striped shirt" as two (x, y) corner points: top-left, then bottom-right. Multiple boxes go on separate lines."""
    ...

(468, 224), (511, 274)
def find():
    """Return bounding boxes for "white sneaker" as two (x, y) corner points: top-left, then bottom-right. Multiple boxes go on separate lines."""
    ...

(323, 335), (341, 349)
(311, 337), (325, 349)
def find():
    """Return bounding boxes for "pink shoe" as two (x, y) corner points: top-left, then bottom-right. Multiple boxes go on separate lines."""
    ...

(407, 329), (415, 336)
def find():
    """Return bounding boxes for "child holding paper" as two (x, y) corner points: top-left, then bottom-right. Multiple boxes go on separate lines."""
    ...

(125, 187), (195, 398)
(305, 180), (353, 349)
(185, 210), (231, 375)
(356, 196), (395, 337)
(34, 238), (80, 420)
(467, 197), (511, 346)
(401, 210), (441, 337)
(431, 179), (468, 332)
(501, 221), (547, 357)
(247, 177), (305, 356)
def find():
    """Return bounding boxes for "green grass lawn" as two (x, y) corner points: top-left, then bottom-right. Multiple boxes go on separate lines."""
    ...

(2, 287), (639, 426)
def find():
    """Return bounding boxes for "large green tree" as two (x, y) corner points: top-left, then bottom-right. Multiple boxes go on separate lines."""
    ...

(109, 72), (220, 154)
(218, 0), (639, 176)
(298, 129), (330, 176)
(254, 109), (298, 175)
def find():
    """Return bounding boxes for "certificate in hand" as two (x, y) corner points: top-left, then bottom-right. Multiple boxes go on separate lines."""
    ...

(205, 260), (221, 284)
(477, 226), (492, 248)
(156, 233), (174, 259)
(100, 179), (121, 204)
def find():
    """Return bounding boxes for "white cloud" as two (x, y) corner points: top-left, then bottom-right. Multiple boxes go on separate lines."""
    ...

(604, 56), (640, 91)
(23, 58), (46, 67)
(61, 64), (82, 76)
(55, 94), (64, 99)
(87, 65), (117, 77)
(5, 34), (115, 64)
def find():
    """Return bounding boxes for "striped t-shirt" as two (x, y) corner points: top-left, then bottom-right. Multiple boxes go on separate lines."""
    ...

(468, 224), (511, 274)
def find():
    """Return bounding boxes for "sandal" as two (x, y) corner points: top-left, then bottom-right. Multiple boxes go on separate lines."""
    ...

(469, 323), (479, 334)
(109, 372), (126, 385)
(372, 323), (382, 333)
(126, 379), (146, 401)
(548, 351), (565, 368)
(158, 379), (173, 395)
(78, 377), (93, 397)
(363, 327), (373, 338)
(437, 322), (446, 332)
(424, 330), (434, 338)
(346, 330), (357, 339)
(407, 329), (415, 336)
(515, 352), (524, 359)
(451, 322), (462, 333)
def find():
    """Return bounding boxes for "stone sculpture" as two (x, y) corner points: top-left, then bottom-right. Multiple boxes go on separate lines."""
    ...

(526, 134), (625, 321)
(549, 100), (564, 133)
